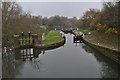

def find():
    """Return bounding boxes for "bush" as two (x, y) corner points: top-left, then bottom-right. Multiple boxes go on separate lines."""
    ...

(96, 24), (107, 32)
(105, 28), (118, 35)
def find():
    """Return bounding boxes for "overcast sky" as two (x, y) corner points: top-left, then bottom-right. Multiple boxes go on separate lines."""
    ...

(19, 2), (103, 19)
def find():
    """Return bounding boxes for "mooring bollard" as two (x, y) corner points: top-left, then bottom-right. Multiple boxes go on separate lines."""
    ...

(28, 32), (31, 44)
(21, 32), (24, 45)
(63, 35), (65, 40)
(32, 39), (35, 44)
(32, 34), (38, 45)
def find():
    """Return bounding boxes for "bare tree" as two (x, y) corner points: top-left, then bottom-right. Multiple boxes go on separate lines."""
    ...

(2, 1), (22, 46)
(2, 1), (22, 26)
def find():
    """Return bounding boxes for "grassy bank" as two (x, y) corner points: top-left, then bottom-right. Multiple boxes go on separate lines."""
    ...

(41, 30), (64, 45)
(83, 30), (119, 64)
(79, 29), (91, 33)
(84, 31), (118, 50)
(84, 38), (120, 64)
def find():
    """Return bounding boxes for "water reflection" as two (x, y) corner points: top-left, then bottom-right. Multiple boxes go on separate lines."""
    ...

(2, 49), (24, 78)
(2, 47), (44, 78)
(14, 48), (41, 61)
(82, 44), (119, 78)
(2, 39), (65, 78)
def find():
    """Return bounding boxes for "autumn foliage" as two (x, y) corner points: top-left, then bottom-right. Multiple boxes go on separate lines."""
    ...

(79, 2), (119, 34)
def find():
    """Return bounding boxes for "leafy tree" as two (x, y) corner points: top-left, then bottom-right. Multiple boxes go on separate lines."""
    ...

(80, 9), (99, 29)
(102, 2), (118, 29)
(90, 2), (119, 32)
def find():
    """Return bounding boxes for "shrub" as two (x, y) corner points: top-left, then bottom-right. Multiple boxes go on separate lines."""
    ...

(96, 24), (107, 32)
(105, 28), (118, 35)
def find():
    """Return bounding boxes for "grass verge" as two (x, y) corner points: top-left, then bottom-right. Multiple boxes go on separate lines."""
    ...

(79, 29), (91, 33)
(85, 31), (118, 49)
(41, 30), (63, 45)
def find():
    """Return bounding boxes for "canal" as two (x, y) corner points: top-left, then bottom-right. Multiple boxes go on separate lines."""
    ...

(2, 33), (119, 78)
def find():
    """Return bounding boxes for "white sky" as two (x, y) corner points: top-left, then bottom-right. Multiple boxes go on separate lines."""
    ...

(19, 2), (103, 19)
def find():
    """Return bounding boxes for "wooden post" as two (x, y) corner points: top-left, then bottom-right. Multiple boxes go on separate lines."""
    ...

(21, 32), (24, 45)
(32, 34), (38, 45)
(28, 32), (31, 44)
(14, 34), (20, 47)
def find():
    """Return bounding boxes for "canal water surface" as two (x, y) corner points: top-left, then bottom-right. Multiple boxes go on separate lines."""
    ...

(2, 33), (119, 78)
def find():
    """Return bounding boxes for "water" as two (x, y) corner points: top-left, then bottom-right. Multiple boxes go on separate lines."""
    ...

(2, 34), (119, 78)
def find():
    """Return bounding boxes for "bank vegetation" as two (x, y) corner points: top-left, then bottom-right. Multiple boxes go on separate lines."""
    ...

(2, 1), (119, 47)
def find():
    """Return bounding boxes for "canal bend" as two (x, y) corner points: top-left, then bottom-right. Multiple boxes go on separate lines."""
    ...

(2, 33), (119, 78)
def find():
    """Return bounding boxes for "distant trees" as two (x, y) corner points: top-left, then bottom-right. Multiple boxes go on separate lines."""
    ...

(41, 15), (78, 29)
(42, 2), (119, 33)
(31, 15), (43, 26)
